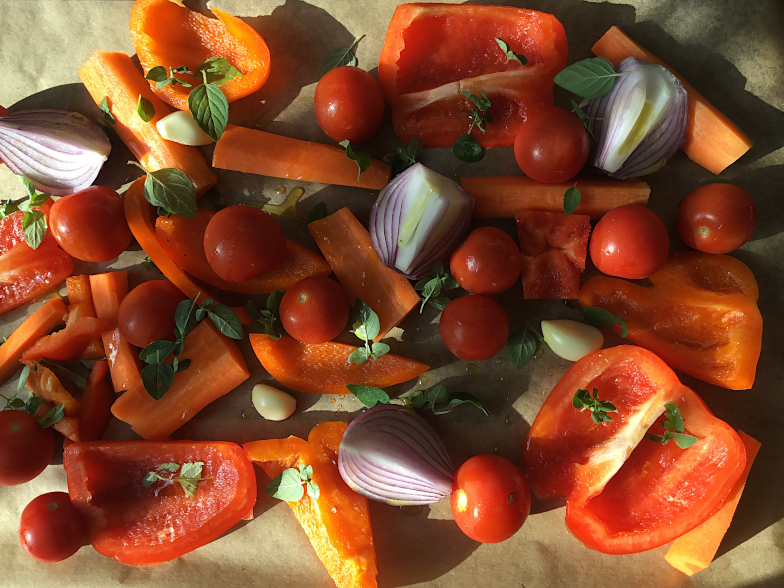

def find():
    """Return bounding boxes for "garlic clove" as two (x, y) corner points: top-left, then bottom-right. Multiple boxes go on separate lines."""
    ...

(156, 110), (213, 146)
(251, 383), (296, 421)
(541, 319), (604, 362)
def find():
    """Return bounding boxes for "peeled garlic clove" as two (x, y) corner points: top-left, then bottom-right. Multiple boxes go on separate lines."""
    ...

(252, 383), (296, 421)
(541, 319), (604, 362)
(156, 110), (213, 146)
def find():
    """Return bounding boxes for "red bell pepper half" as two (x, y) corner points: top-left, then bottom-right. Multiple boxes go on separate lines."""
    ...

(64, 440), (256, 565)
(525, 346), (746, 554)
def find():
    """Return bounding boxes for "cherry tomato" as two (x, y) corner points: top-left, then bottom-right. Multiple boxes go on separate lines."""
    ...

(450, 454), (531, 543)
(49, 186), (132, 262)
(439, 295), (509, 361)
(0, 411), (54, 486)
(118, 280), (187, 348)
(203, 205), (286, 283)
(314, 66), (385, 143)
(280, 276), (350, 344)
(450, 227), (522, 295)
(676, 183), (757, 254)
(589, 204), (669, 279)
(513, 107), (590, 183)
(19, 492), (87, 562)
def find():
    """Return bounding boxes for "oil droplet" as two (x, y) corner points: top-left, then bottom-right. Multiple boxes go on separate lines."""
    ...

(337, 404), (343, 409)
(334, 412), (340, 417)
(418, 375), (429, 386)
(400, 505), (424, 517)
(505, 413), (515, 425)
(494, 358), (502, 365)
(466, 363), (481, 376)
(549, 370), (555, 376)
(534, 348), (544, 359)
(330, 397), (336, 403)
(338, 395), (345, 400)
(494, 442), (504, 454)
(499, 376), (504, 382)
(241, 408), (254, 419)
(429, 353), (441, 364)
(276, 186), (286, 194)
(331, 506), (337, 514)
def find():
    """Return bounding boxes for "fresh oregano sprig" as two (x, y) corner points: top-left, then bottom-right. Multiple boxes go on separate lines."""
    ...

(321, 35), (364, 76)
(580, 306), (629, 337)
(99, 96), (116, 124)
(247, 291), (283, 339)
(348, 299), (390, 364)
(307, 202), (327, 223)
(128, 161), (197, 218)
(414, 261), (459, 312)
(463, 92), (493, 134)
(265, 463), (320, 502)
(2, 363), (64, 427)
(145, 65), (193, 89)
(143, 462), (204, 498)
(383, 139), (422, 177)
(495, 38), (528, 66)
(571, 99), (596, 140)
(346, 383), (489, 416)
(188, 69), (229, 142)
(16, 177), (52, 250)
(507, 322), (545, 369)
(645, 402), (699, 449)
(339, 140), (371, 181)
(137, 94), (155, 123)
(554, 57), (628, 99)
(563, 185), (581, 215)
(572, 387), (619, 424)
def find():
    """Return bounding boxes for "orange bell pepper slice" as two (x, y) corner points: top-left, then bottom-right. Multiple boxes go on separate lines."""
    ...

(244, 422), (379, 588)
(130, 0), (270, 111)
(578, 252), (762, 390)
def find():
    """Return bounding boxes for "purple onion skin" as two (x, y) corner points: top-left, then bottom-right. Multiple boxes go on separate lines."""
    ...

(586, 57), (688, 179)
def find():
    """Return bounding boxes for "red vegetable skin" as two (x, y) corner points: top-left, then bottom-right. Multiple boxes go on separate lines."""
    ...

(315, 66), (385, 143)
(280, 276), (351, 344)
(0, 200), (52, 255)
(0, 411), (54, 486)
(64, 441), (256, 565)
(589, 204), (669, 279)
(19, 492), (87, 563)
(516, 210), (590, 299)
(450, 227), (522, 296)
(451, 455), (531, 543)
(439, 295), (509, 361)
(118, 279), (187, 348)
(78, 360), (115, 442)
(676, 183), (756, 254)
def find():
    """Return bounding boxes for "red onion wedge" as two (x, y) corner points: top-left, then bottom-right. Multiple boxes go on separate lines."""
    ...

(585, 57), (688, 179)
(0, 109), (111, 195)
(370, 163), (474, 280)
(338, 404), (456, 506)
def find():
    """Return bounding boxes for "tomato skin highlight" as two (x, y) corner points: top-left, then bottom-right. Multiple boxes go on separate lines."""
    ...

(19, 492), (87, 562)
(315, 66), (385, 144)
(589, 204), (669, 279)
(204, 205), (286, 283)
(49, 186), (133, 262)
(0, 411), (54, 486)
(514, 107), (590, 183)
(118, 279), (187, 348)
(676, 183), (756, 254)
(450, 227), (522, 296)
(280, 276), (350, 344)
(439, 295), (509, 361)
(450, 454), (531, 543)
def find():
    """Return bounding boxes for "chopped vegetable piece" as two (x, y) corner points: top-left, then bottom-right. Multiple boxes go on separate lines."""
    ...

(591, 26), (753, 174)
(309, 208), (420, 340)
(64, 440), (256, 566)
(249, 334), (428, 395)
(111, 319), (250, 439)
(461, 176), (650, 219)
(78, 51), (216, 195)
(0, 298), (66, 387)
(244, 422), (378, 588)
(213, 125), (390, 190)
(0, 200), (52, 255)
(155, 208), (330, 294)
(516, 210), (590, 299)
(578, 252), (762, 390)
(24, 362), (81, 417)
(77, 360), (114, 442)
(665, 431), (761, 575)
(66, 275), (105, 361)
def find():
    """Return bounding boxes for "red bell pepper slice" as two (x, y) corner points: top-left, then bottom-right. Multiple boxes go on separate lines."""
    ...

(0, 200), (52, 255)
(378, 3), (567, 148)
(525, 345), (746, 554)
(64, 440), (257, 566)
(77, 360), (114, 442)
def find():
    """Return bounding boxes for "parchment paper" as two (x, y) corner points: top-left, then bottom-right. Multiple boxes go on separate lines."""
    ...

(1, 1), (783, 587)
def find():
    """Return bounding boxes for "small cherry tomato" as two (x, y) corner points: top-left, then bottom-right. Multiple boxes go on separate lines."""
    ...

(280, 276), (351, 344)
(19, 492), (87, 562)
(513, 107), (590, 183)
(314, 66), (385, 143)
(0, 411), (54, 486)
(450, 227), (522, 295)
(118, 280), (187, 348)
(203, 205), (286, 283)
(589, 204), (669, 279)
(676, 183), (757, 254)
(49, 186), (133, 262)
(439, 295), (509, 361)
(450, 455), (531, 543)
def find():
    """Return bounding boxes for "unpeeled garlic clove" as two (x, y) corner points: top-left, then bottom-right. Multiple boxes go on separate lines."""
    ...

(156, 110), (213, 146)
(252, 383), (296, 421)
(541, 319), (604, 362)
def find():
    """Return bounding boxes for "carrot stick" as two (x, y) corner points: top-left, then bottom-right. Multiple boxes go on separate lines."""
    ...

(78, 51), (216, 195)
(111, 319), (250, 439)
(213, 125), (391, 190)
(309, 207), (420, 341)
(591, 26), (753, 175)
(461, 176), (651, 220)
(665, 431), (760, 576)
(89, 271), (141, 392)
(66, 275), (105, 360)
(0, 298), (67, 387)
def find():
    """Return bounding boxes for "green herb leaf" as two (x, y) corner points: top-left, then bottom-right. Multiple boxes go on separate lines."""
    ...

(571, 99), (596, 140)
(173, 298), (199, 340)
(146, 65), (192, 89)
(136, 95), (155, 123)
(174, 358), (191, 373)
(339, 140), (371, 181)
(508, 324), (539, 369)
(36, 404), (64, 428)
(351, 299), (380, 342)
(141, 362), (175, 400)
(306, 480), (320, 500)
(409, 385), (489, 416)
(0, 199), (18, 220)
(564, 187), (581, 215)
(141, 256), (158, 271)
(437, 391), (490, 416)
(554, 57), (628, 99)
(299, 464), (313, 481)
(247, 294), (283, 339)
(415, 262), (459, 312)
(206, 304), (243, 339)
(370, 342), (390, 359)
(307, 202), (327, 223)
(573, 387), (618, 424)
(348, 347), (369, 365)
(99, 96), (116, 124)
(461, 91), (493, 134)
(188, 75), (229, 142)
(580, 306), (629, 337)
(139, 340), (178, 365)
(265, 468), (306, 502)
(320, 35), (363, 76)
(661, 402), (685, 433)
(142, 471), (159, 487)
(145, 66), (168, 83)
(383, 139), (422, 177)
(495, 38), (528, 66)
(132, 164), (197, 218)
(196, 56), (242, 87)
(18, 364), (30, 393)
(158, 462), (180, 473)
(206, 189), (227, 211)
(39, 360), (89, 388)
(452, 134), (484, 163)
(179, 461), (203, 479)
(22, 209), (47, 250)
(346, 384), (390, 408)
